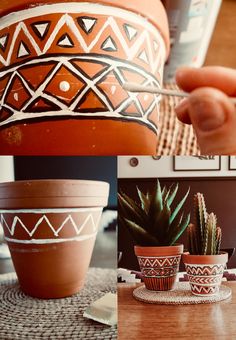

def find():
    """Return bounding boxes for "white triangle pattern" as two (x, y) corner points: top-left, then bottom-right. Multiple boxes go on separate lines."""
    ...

(58, 35), (73, 47)
(0, 36), (7, 49)
(18, 42), (30, 58)
(125, 25), (137, 41)
(138, 50), (148, 64)
(82, 18), (97, 33)
(101, 37), (117, 51)
(34, 23), (49, 38)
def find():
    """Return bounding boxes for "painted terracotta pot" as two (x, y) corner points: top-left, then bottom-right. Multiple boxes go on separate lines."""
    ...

(182, 252), (228, 297)
(135, 244), (183, 291)
(0, 179), (109, 298)
(0, 0), (169, 155)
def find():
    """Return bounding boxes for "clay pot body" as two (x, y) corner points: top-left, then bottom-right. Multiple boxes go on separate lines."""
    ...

(0, 180), (109, 298)
(182, 252), (228, 297)
(135, 244), (183, 291)
(0, 0), (169, 155)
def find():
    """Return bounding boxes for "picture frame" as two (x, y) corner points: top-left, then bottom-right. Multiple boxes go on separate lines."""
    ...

(228, 156), (236, 170)
(173, 156), (221, 172)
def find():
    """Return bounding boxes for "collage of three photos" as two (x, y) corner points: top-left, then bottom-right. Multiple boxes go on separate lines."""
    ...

(0, 0), (236, 339)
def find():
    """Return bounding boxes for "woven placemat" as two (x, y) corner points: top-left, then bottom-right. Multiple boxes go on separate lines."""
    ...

(157, 84), (200, 155)
(0, 268), (117, 340)
(133, 282), (232, 305)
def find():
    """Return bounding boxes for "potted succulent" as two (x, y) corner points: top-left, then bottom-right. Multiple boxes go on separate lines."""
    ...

(0, 179), (109, 299)
(118, 180), (190, 291)
(0, 0), (169, 155)
(182, 193), (228, 297)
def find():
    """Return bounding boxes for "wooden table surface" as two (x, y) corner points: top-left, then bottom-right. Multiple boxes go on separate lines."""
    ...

(205, 0), (236, 68)
(118, 282), (236, 339)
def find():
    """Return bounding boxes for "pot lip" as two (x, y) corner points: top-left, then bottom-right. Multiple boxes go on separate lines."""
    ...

(0, 0), (170, 59)
(182, 251), (228, 264)
(0, 179), (109, 188)
(134, 244), (184, 256)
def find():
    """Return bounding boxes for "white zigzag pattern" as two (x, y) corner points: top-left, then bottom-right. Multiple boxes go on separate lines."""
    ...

(0, 14), (164, 74)
(0, 210), (101, 244)
(139, 256), (181, 268)
(0, 55), (160, 130)
(186, 265), (225, 276)
(191, 284), (219, 294)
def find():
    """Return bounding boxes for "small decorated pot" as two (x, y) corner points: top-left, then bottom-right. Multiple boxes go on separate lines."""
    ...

(0, 179), (109, 298)
(135, 244), (183, 291)
(182, 252), (228, 296)
(0, 0), (169, 155)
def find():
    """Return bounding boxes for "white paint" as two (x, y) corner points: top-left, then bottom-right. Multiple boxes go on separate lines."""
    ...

(33, 23), (49, 38)
(102, 37), (116, 51)
(125, 25), (137, 41)
(0, 207), (102, 214)
(13, 92), (19, 101)
(58, 35), (73, 47)
(153, 40), (158, 52)
(59, 80), (70, 92)
(111, 85), (116, 95)
(138, 50), (148, 64)
(0, 35), (7, 48)
(17, 42), (29, 58)
(0, 157), (15, 182)
(81, 18), (97, 33)
(0, 55), (161, 133)
(4, 232), (97, 244)
(144, 94), (149, 101)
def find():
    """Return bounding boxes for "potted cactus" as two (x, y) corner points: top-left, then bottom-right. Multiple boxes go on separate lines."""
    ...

(182, 193), (228, 297)
(118, 180), (190, 291)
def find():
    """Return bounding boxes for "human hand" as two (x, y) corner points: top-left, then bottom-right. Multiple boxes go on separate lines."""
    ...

(175, 66), (236, 155)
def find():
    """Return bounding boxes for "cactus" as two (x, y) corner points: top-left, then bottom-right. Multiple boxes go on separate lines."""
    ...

(118, 180), (190, 247)
(188, 193), (222, 255)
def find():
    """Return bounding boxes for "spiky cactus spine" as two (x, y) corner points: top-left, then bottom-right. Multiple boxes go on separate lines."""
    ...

(188, 193), (222, 255)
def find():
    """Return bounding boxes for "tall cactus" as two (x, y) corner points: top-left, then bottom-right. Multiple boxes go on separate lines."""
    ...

(188, 193), (222, 255)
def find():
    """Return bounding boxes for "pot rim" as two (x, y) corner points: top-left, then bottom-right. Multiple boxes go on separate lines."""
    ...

(182, 251), (228, 265)
(0, 0), (170, 58)
(0, 179), (110, 209)
(134, 244), (184, 256)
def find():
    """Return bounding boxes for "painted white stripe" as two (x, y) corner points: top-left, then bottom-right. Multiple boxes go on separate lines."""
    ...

(4, 231), (97, 244)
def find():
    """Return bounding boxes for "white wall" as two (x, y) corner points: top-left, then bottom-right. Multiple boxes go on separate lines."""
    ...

(118, 156), (236, 178)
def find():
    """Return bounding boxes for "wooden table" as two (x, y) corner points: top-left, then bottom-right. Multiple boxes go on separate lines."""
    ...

(205, 0), (236, 68)
(118, 282), (236, 339)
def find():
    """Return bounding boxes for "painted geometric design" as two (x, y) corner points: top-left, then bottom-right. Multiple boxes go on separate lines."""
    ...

(0, 3), (166, 131)
(137, 255), (181, 278)
(190, 284), (220, 296)
(185, 264), (225, 276)
(0, 208), (102, 244)
(0, 55), (160, 131)
(185, 263), (225, 296)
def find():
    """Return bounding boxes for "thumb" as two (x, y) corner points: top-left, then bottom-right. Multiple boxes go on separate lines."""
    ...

(182, 88), (236, 155)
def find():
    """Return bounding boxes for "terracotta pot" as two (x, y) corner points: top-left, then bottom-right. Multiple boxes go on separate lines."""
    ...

(134, 244), (183, 291)
(0, 0), (169, 155)
(182, 252), (228, 297)
(0, 179), (109, 298)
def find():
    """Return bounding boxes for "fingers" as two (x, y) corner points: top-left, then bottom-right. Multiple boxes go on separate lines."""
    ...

(175, 87), (236, 155)
(176, 66), (236, 96)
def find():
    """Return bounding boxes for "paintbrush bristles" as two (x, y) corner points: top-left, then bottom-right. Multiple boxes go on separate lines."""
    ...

(123, 82), (236, 104)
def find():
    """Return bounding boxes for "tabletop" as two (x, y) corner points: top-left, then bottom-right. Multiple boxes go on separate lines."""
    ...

(118, 282), (236, 339)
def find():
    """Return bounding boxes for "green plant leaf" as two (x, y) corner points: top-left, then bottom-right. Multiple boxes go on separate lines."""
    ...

(169, 213), (190, 246)
(149, 179), (163, 224)
(152, 200), (171, 244)
(136, 186), (150, 214)
(123, 217), (160, 246)
(118, 192), (147, 228)
(167, 183), (179, 207)
(169, 187), (190, 225)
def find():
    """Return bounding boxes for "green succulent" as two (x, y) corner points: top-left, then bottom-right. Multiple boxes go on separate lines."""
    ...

(187, 193), (222, 255)
(118, 180), (190, 247)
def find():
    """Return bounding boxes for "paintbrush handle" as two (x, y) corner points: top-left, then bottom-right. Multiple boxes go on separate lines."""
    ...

(123, 83), (236, 104)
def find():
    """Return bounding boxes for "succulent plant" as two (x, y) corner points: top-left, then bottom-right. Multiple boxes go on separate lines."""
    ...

(118, 180), (190, 247)
(187, 193), (222, 255)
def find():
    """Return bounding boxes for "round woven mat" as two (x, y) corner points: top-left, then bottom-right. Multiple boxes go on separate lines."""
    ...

(157, 83), (200, 155)
(0, 268), (117, 340)
(133, 282), (232, 305)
